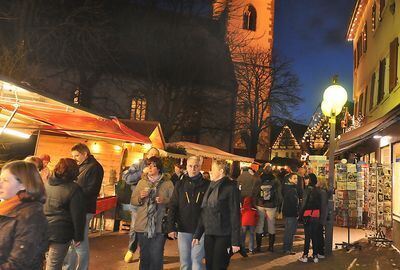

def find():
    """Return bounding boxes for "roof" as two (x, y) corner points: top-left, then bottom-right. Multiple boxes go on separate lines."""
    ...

(0, 78), (150, 144)
(346, 0), (367, 41)
(166, 141), (254, 163)
(120, 119), (165, 149)
(271, 121), (308, 146)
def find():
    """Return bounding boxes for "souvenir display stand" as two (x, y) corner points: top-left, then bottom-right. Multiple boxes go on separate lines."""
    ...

(367, 164), (392, 246)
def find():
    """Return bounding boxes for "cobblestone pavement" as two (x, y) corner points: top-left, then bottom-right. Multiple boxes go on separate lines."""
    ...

(90, 224), (400, 270)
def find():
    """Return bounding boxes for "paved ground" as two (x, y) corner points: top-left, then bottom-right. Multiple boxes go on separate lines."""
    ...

(89, 223), (400, 270)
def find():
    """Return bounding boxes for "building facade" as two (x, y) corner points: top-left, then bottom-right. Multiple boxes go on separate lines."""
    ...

(339, 0), (400, 248)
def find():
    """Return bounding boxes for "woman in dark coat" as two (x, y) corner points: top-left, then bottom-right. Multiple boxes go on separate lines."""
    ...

(0, 160), (48, 269)
(193, 159), (241, 270)
(44, 158), (86, 270)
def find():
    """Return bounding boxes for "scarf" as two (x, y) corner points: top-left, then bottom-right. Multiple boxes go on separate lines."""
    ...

(0, 195), (22, 216)
(146, 174), (164, 238)
(201, 178), (224, 208)
(189, 173), (202, 185)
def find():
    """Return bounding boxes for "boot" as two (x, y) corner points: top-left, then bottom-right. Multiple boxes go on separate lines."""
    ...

(255, 233), (263, 253)
(268, 234), (275, 252)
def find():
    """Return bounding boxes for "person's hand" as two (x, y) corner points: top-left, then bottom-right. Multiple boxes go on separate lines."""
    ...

(73, 241), (81, 247)
(140, 188), (150, 199)
(232, 246), (240, 253)
(168, 232), (177, 239)
(192, 239), (199, 247)
(156, 196), (163, 204)
(143, 167), (150, 174)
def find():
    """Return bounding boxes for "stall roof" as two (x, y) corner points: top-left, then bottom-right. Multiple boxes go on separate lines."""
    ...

(166, 141), (254, 163)
(121, 119), (165, 149)
(0, 78), (150, 144)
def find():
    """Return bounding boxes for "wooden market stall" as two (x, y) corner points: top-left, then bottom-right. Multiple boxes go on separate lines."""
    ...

(0, 77), (152, 231)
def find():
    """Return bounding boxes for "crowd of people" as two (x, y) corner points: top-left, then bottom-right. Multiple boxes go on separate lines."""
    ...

(0, 143), (103, 270)
(121, 148), (330, 269)
(0, 144), (329, 270)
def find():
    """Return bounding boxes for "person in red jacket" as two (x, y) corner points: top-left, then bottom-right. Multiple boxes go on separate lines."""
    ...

(241, 196), (259, 254)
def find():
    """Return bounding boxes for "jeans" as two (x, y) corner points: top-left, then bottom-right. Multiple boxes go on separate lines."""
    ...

(204, 235), (232, 270)
(241, 226), (255, 251)
(282, 217), (298, 252)
(316, 223), (325, 255)
(303, 219), (320, 257)
(46, 242), (71, 270)
(177, 232), (205, 270)
(256, 207), (276, 234)
(63, 213), (93, 270)
(122, 203), (138, 251)
(137, 232), (166, 270)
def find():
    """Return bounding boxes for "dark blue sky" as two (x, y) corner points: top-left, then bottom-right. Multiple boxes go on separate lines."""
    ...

(274, 0), (355, 124)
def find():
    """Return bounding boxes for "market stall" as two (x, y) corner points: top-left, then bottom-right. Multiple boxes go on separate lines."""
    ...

(0, 78), (151, 231)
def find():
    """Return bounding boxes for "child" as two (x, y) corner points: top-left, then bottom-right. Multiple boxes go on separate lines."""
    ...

(241, 196), (259, 254)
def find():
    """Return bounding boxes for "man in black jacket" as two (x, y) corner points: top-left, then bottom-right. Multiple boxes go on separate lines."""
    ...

(65, 143), (104, 270)
(282, 173), (299, 255)
(167, 156), (209, 270)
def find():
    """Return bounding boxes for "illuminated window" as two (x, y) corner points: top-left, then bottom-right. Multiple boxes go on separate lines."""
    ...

(130, 96), (147, 121)
(243, 5), (257, 31)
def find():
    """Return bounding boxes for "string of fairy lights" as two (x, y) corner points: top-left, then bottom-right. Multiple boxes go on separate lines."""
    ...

(272, 125), (301, 150)
(301, 111), (330, 151)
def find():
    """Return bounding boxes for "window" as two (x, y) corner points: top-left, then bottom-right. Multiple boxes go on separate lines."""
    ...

(130, 96), (147, 120)
(372, 2), (376, 31)
(377, 58), (386, 103)
(357, 38), (362, 65)
(363, 23), (367, 53)
(379, 0), (386, 19)
(243, 5), (257, 31)
(369, 72), (376, 110)
(359, 92), (364, 115)
(353, 49), (358, 70)
(389, 37), (399, 92)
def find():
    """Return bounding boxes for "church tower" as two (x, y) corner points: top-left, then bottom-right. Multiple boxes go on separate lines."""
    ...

(213, 0), (275, 160)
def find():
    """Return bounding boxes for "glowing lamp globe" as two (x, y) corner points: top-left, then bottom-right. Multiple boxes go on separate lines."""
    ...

(323, 84), (348, 108)
(322, 83), (348, 117)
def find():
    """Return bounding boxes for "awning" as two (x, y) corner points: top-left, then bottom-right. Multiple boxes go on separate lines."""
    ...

(0, 79), (150, 144)
(166, 141), (254, 163)
(335, 105), (400, 155)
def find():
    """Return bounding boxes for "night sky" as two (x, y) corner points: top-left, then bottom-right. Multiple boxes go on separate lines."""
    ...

(274, 0), (356, 124)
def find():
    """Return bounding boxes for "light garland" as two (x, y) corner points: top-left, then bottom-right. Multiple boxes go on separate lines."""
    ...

(272, 125), (301, 150)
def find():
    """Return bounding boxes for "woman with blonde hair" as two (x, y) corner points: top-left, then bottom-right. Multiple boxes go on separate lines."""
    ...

(0, 160), (48, 269)
(193, 159), (241, 270)
(315, 177), (329, 259)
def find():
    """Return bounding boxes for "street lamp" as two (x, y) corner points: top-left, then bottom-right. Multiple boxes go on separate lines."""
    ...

(321, 76), (347, 256)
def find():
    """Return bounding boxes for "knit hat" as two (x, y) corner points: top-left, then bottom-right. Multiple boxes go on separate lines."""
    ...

(308, 173), (317, 187)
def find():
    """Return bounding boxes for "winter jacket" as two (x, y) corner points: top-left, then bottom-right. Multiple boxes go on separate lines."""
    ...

(300, 186), (322, 220)
(194, 177), (241, 246)
(319, 188), (329, 225)
(76, 155), (104, 214)
(0, 202), (48, 270)
(131, 174), (174, 233)
(282, 182), (299, 218)
(257, 172), (282, 208)
(167, 174), (210, 234)
(237, 171), (261, 200)
(241, 197), (258, 226)
(122, 159), (147, 187)
(170, 173), (184, 186)
(44, 176), (86, 243)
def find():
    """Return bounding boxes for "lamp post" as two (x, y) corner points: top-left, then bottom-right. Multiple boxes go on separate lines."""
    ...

(321, 76), (347, 255)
